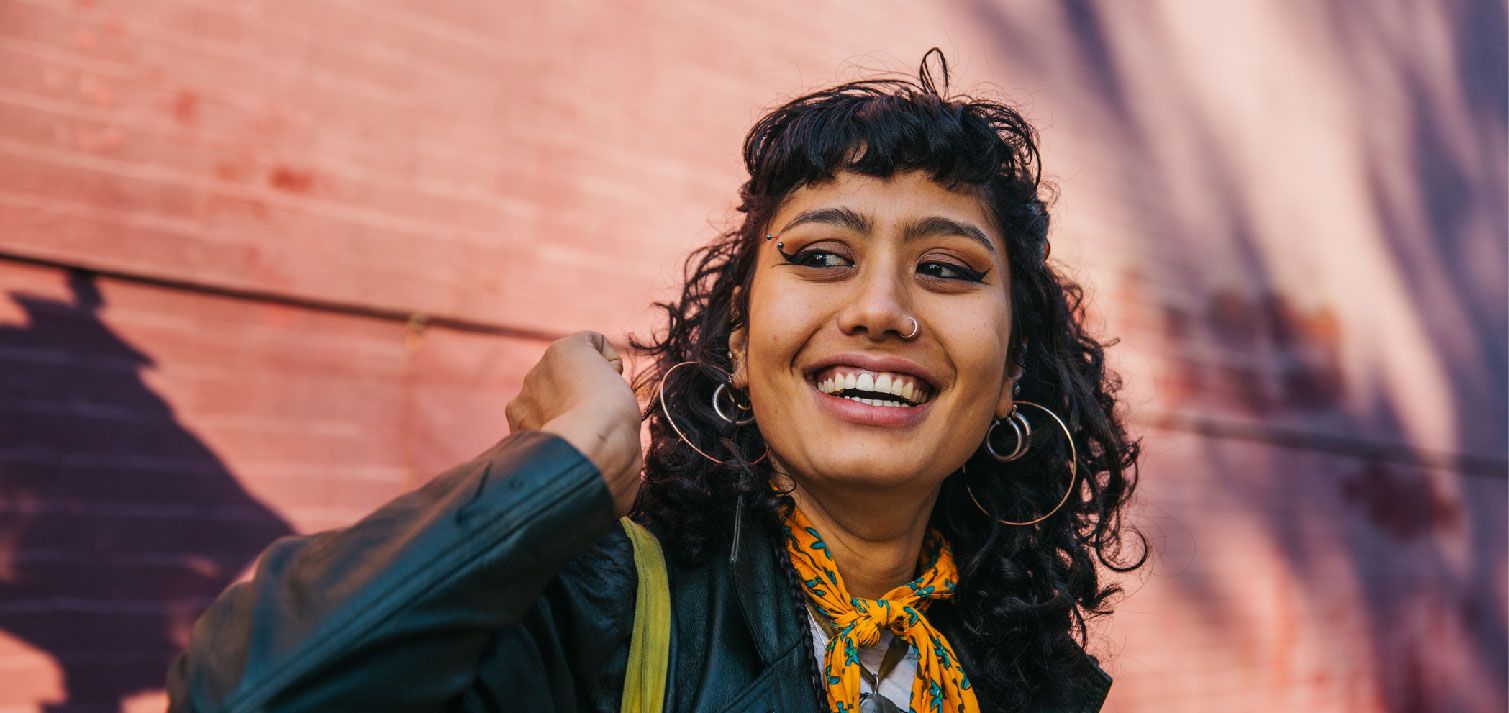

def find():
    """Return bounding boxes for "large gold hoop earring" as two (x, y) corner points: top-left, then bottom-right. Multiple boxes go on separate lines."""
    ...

(965, 400), (1077, 526)
(657, 361), (768, 465)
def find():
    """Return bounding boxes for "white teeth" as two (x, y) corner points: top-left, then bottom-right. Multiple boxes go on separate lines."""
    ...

(856, 372), (874, 392)
(834, 393), (912, 407)
(815, 368), (931, 405)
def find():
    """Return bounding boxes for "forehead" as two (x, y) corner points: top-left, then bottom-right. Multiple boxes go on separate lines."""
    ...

(771, 170), (1001, 245)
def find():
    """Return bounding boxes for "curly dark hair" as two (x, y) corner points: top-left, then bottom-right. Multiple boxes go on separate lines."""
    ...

(629, 49), (1143, 709)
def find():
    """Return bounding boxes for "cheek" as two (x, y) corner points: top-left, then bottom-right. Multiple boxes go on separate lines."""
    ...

(958, 343), (1007, 403)
(742, 298), (810, 438)
(943, 313), (1012, 407)
(744, 280), (827, 375)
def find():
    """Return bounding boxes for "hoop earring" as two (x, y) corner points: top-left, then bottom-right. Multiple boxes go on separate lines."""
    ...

(984, 409), (1032, 462)
(658, 361), (768, 465)
(712, 382), (757, 425)
(965, 400), (1077, 526)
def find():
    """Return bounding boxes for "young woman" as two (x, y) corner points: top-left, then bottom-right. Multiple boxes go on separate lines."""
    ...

(168, 51), (1142, 713)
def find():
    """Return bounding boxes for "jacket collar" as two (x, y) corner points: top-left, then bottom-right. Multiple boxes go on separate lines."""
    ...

(728, 511), (799, 665)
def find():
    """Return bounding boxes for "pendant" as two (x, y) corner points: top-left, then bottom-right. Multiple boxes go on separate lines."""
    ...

(858, 692), (904, 713)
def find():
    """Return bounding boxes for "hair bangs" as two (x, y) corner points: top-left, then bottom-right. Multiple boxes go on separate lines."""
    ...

(743, 82), (1029, 202)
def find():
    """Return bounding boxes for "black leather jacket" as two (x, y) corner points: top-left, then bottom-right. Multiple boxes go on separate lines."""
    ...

(167, 432), (1110, 712)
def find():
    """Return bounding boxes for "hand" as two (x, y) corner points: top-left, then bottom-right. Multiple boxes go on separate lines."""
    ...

(505, 331), (643, 516)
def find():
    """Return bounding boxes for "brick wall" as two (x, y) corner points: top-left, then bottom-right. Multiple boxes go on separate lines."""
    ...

(0, 1), (1503, 711)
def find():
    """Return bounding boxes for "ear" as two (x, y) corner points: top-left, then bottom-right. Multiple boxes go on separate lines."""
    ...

(996, 353), (1025, 419)
(995, 374), (1015, 419)
(729, 287), (749, 390)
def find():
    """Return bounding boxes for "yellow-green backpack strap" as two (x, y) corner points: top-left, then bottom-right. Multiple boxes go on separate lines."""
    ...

(619, 518), (670, 713)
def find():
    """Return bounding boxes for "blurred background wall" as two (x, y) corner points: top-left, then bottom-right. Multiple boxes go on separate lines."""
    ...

(0, 1), (1503, 711)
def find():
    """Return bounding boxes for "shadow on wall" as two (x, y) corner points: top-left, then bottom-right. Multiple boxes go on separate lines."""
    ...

(969, 0), (1508, 709)
(0, 272), (292, 712)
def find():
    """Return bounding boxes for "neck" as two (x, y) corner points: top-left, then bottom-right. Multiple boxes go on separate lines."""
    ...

(780, 472), (941, 600)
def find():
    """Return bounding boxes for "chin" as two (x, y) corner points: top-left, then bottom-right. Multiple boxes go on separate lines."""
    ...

(794, 451), (950, 492)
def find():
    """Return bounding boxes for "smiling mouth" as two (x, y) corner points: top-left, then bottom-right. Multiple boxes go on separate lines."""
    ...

(811, 366), (933, 407)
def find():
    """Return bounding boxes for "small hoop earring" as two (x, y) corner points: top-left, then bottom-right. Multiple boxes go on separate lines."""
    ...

(902, 316), (919, 340)
(965, 400), (1077, 526)
(658, 361), (768, 465)
(984, 408), (1032, 462)
(712, 382), (757, 425)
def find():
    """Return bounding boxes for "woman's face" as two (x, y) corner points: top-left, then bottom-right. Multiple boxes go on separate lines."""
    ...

(731, 169), (1016, 495)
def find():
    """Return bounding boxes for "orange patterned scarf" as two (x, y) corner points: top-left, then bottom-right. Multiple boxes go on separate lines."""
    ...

(782, 503), (979, 713)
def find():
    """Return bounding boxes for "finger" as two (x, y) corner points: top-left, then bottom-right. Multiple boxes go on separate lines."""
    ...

(577, 330), (608, 355)
(577, 330), (624, 374)
(601, 343), (624, 374)
(504, 399), (525, 432)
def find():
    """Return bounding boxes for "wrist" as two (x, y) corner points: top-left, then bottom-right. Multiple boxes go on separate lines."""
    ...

(541, 412), (640, 515)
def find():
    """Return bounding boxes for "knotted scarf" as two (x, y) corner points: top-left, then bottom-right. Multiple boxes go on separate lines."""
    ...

(782, 504), (978, 713)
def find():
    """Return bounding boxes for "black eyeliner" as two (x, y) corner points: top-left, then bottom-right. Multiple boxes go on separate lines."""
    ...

(921, 261), (991, 283)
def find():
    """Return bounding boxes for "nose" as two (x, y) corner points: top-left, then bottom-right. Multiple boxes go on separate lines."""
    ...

(836, 261), (915, 341)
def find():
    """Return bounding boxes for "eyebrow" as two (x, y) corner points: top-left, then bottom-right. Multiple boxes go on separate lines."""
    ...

(779, 207), (997, 256)
(903, 216), (997, 256)
(779, 207), (871, 235)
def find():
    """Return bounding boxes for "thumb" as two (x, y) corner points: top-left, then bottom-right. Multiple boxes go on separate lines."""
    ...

(586, 332), (624, 374)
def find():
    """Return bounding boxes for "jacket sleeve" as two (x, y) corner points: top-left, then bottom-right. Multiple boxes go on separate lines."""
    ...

(166, 431), (622, 713)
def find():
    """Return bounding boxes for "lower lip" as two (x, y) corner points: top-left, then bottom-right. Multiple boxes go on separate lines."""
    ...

(810, 383), (932, 428)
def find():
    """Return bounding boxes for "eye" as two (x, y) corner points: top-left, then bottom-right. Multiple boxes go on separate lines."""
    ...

(779, 245), (853, 269)
(918, 260), (988, 283)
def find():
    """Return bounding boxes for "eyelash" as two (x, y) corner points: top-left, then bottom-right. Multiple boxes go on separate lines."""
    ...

(919, 261), (989, 282)
(777, 245), (990, 283)
(778, 245), (849, 269)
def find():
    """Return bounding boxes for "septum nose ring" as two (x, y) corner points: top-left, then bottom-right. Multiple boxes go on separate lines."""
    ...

(902, 316), (920, 340)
